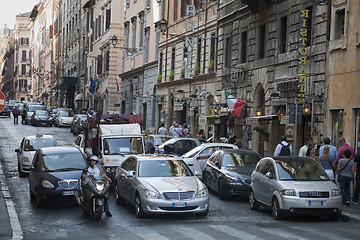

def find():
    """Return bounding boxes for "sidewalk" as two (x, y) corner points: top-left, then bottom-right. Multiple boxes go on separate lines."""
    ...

(0, 181), (12, 239)
(341, 201), (360, 221)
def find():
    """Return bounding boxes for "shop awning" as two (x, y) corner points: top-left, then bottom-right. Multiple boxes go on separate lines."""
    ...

(75, 93), (84, 101)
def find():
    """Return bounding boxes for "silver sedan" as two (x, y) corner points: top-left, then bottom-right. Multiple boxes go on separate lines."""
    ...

(114, 155), (209, 218)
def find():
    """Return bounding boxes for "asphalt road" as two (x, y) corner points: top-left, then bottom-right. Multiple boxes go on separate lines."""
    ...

(1, 116), (360, 240)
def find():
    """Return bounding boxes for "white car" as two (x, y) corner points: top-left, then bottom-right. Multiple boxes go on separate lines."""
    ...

(15, 134), (58, 177)
(181, 143), (238, 178)
(55, 109), (75, 127)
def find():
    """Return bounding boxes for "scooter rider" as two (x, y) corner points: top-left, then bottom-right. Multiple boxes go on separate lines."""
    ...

(81, 155), (112, 217)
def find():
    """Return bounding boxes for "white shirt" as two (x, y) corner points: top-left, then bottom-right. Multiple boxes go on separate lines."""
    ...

(298, 145), (308, 157)
(274, 141), (292, 156)
(86, 165), (101, 182)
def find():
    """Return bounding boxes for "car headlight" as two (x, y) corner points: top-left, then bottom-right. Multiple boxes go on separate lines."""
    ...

(20, 157), (30, 163)
(196, 188), (208, 198)
(144, 189), (161, 199)
(95, 183), (105, 191)
(224, 175), (241, 183)
(332, 189), (340, 196)
(280, 189), (296, 196)
(41, 180), (54, 188)
(34, 116), (39, 120)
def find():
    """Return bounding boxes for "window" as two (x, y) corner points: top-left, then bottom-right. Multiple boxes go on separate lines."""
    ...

(334, 9), (345, 40)
(106, 9), (111, 30)
(22, 51), (27, 61)
(139, 12), (144, 49)
(97, 55), (103, 74)
(258, 24), (266, 59)
(21, 64), (26, 75)
(279, 16), (287, 53)
(159, 52), (163, 75)
(173, 0), (178, 22)
(196, 38), (201, 71)
(19, 79), (27, 91)
(241, 31), (247, 63)
(131, 17), (137, 50)
(124, 22), (130, 56)
(210, 33), (216, 63)
(331, 109), (344, 148)
(171, 48), (175, 72)
(225, 36), (232, 67)
(105, 51), (110, 72)
(181, 0), (191, 17)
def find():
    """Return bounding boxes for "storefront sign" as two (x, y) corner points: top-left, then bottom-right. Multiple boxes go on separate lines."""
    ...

(298, 9), (310, 102)
(184, 5), (196, 79)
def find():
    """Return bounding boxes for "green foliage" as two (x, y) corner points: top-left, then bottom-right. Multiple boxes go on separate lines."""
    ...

(169, 70), (174, 78)
(253, 126), (270, 140)
(194, 64), (200, 73)
(208, 60), (214, 71)
(157, 74), (162, 81)
(181, 67), (185, 76)
(206, 114), (216, 125)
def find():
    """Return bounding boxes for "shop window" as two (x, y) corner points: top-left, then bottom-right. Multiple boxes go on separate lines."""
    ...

(331, 109), (344, 148)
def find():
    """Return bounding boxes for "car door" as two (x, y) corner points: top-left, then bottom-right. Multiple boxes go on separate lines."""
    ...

(122, 158), (137, 203)
(252, 160), (267, 203)
(208, 153), (222, 190)
(17, 138), (25, 161)
(203, 152), (218, 189)
(29, 151), (40, 194)
(117, 159), (132, 202)
(260, 160), (276, 206)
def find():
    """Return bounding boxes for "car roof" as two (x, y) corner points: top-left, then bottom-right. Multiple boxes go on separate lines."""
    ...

(220, 149), (261, 155)
(127, 154), (181, 162)
(25, 134), (56, 140)
(271, 156), (317, 163)
(40, 146), (82, 154)
(198, 143), (238, 148)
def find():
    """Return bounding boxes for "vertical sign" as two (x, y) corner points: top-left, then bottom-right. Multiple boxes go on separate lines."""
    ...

(184, 5), (196, 79)
(298, 9), (310, 102)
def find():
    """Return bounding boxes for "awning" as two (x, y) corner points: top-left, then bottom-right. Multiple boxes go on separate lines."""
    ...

(75, 93), (84, 101)
(247, 115), (278, 121)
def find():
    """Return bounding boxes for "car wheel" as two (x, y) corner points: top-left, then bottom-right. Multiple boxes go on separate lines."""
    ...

(135, 193), (146, 218)
(272, 197), (284, 220)
(249, 189), (260, 211)
(36, 189), (45, 208)
(29, 189), (35, 201)
(218, 179), (227, 200)
(115, 182), (125, 204)
(195, 208), (209, 217)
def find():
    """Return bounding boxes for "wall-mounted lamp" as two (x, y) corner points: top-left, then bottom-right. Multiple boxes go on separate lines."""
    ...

(111, 35), (118, 47)
(303, 103), (311, 115)
(278, 105), (286, 121)
(154, 18), (168, 34)
(256, 107), (263, 116)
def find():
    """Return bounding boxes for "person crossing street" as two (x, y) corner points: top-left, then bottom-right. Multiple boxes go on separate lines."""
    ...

(12, 105), (20, 124)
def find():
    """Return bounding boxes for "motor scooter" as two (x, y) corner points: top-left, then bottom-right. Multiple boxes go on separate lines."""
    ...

(75, 175), (111, 221)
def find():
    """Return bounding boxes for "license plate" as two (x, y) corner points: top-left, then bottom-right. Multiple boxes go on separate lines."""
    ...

(62, 191), (75, 196)
(173, 202), (187, 207)
(307, 200), (324, 206)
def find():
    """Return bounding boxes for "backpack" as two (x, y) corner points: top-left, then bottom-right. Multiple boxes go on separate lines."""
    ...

(279, 143), (291, 156)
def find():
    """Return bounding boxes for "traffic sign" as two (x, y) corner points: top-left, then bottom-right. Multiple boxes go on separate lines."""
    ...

(0, 90), (6, 113)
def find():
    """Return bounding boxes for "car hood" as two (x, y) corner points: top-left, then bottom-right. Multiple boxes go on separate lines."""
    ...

(140, 177), (202, 193)
(223, 166), (255, 178)
(36, 116), (51, 120)
(278, 180), (338, 191)
(41, 170), (83, 182)
(59, 116), (73, 121)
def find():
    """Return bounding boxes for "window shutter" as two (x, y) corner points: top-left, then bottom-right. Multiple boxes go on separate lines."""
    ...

(97, 55), (103, 74)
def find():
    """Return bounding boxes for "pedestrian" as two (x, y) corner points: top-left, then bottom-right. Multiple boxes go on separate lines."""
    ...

(172, 123), (183, 137)
(12, 105), (20, 124)
(181, 123), (189, 137)
(274, 136), (292, 156)
(196, 129), (206, 140)
(157, 122), (168, 135)
(334, 138), (355, 170)
(305, 145), (316, 160)
(352, 153), (360, 205)
(338, 149), (354, 206)
(169, 121), (176, 136)
(227, 128), (237, 144)
(319, 146), (335, 180)
(319, 137), (337, 168)
(298, 136), (313, 157)
(144, 137), (155, 154)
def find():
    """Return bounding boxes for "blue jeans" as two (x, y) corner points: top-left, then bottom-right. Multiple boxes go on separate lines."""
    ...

(353, 174), (360, 203)
(340, 175), (352, 205)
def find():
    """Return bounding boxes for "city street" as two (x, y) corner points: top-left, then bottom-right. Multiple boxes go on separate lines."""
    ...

(1, 117), (360, 240)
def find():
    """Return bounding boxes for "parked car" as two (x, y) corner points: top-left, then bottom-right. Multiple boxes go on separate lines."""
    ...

(71, 114), (87, 135)
(114, 155), (209, 218)
(249, 156), (343, 220)
(0, 104), (11, 117)
(29, 146), (88, 207)
(54, 109), (75, 127)
(15, 134), (58, 177)
(24, 103), (43, 124)
(31, 110), (54, 127)
(182, 143), (239, 178)
(145, 135), (173, 148)
(157, 137), (202, 156)
(203, 149), (261, 199)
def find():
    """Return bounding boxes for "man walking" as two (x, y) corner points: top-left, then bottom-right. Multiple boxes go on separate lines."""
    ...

(12, 106), (20, 124)
(274, 136), (292, 156)
(334, 138), (355, 169)
(298, 137), (313, 157)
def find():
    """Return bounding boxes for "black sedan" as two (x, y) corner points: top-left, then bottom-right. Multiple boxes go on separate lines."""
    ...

(31, 110), (53, 127)
(0, 104), (11, 117)
(202, 149), (261, 199)
(29, 146), (88, 207)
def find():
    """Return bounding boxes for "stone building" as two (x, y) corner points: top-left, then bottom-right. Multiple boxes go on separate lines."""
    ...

(214, 0), (328, 155)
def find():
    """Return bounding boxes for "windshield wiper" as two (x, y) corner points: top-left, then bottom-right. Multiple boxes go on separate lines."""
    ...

(55, 167), (84, 171)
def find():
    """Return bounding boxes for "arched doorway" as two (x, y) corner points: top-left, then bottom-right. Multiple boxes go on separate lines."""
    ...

(254, 84), (265, 156)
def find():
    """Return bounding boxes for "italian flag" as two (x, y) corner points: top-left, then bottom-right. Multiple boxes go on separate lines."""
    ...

(225, 89), (246, 118)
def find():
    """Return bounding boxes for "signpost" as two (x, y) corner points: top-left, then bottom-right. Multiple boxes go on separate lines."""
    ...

(0, 90), (6, 113)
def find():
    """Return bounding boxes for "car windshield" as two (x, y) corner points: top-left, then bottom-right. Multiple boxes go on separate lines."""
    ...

(138, 160), (193, 177)
(103, 137), (143, 155)
(36, 111), (49, 116)
(28, 105), (43, 112)
(276, 158), (330, 181)
(41, 152), (87, 172)
(24, 138), (58, 151)
(154, 136), (173, 146)
(183, 145), (204, 158)
(222, 152), (261, 167)
(59, 111), (74, 117)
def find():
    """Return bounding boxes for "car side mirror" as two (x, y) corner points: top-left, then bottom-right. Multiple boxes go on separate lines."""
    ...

(265, 172), (274, 179)
(126, 170), (135, 178)
(15, 149), (20, 153)
(215, 162), (220, 168)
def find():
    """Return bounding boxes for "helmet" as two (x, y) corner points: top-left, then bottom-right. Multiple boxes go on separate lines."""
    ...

(89, 155), (100, 162)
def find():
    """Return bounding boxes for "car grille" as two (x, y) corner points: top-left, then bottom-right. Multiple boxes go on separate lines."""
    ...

(159, 206), (197, 211)
(244, 179), (251, 184)
(58, 180), (78, 189)
(163, 192), (194, 200)
(299, 191), (329, 198)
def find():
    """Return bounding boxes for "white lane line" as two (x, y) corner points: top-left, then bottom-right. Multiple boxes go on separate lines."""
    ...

(127, 226), (169, 240)
(172, 226), (217, 240)
(291, 226), (354, 240)
(0, 165), (23, 240)
(208, 225), (266, 240)
(252, 226), (308, 240)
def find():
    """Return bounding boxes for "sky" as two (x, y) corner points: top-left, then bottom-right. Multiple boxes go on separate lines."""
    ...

(0, 0), (40, 30)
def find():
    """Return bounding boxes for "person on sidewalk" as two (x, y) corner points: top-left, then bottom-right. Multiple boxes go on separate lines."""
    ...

(274, 136), (292, 156)
(319, 146), (335, 180)
(338, 149), (354, 206)
(299, 136), (313, 157)
(12, 106), (20, 124)
(158, 122), (168, 135)
(319, 137), (337, 167)
(334, 138), (355, 169)
(352, 153), (360, 205)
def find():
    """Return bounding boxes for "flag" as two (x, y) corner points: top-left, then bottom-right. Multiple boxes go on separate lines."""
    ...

(94, 77), (100, 91)
(224, 89), (246, 118)
(88, 77), (95, 95)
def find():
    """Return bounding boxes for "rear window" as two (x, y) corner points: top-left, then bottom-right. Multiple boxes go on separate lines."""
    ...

(24, 138), (58, 151)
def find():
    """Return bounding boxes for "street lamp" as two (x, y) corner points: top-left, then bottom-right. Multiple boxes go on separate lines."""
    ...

(155, 18), (168, 34)
(111, 35), (118, 47)
(256, 107), (263, 116)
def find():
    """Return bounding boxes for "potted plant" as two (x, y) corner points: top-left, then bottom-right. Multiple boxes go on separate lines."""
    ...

(157, 74), (162, 83)
(181, 67), (185, 78)
(208, 60), (214, 72)
(194, 64), (200, 75)
(169, 70), (174, 80)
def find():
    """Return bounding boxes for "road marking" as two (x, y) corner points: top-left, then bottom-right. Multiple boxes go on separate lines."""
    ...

(291, 226), (354, 240)
(172, 226), (217, 240)
(252, 226), (308, 240)
(208, 225), (265, 240)
(127, 226), (169, 240)
(0, 165), (23, 240)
